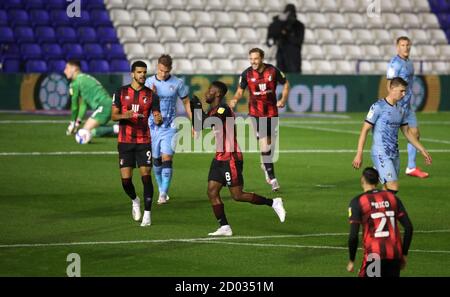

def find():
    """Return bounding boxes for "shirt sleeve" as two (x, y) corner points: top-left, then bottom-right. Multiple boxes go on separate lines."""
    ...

(70, 80), (80, 121)
(386, 60), (401, 79)
(395, 196), (408, 218)
(401, 108), (408, 126)
(365, 103), (380, 125)
(112, 88), (121, 109)
(177, 79), (189, 100)
(238, 69), (248, 89)
(152, 92), (160, 112)
(275, 66), (287, 84)
(144, 77), (153, 89)
(348, 197), (362, 224)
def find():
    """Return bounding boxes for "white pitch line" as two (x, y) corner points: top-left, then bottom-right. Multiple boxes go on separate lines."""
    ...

(0, 120), (67, 124)
(2, 149), (450, 156)
(282, 124), (450, 145)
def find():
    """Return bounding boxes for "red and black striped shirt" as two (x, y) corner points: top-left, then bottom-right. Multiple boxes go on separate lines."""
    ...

(112, 85), (159, 144)
(348, 190), (407, 261)
(207, 103), (243, 162)
(239, 63), (287, 117)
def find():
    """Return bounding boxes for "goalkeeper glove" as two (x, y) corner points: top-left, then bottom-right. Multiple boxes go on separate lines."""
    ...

(66, 120), (81, 135)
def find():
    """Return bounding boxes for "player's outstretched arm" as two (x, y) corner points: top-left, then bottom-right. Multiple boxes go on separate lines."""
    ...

(182, 97), (193, 121)
(277, 80), (290, 108)
(352, 122), (372, 169)
(230, 87), (244, 109)
(400, 125), (432, 165)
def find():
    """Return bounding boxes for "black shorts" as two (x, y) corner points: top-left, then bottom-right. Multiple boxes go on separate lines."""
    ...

(208, 159), (244, 187)
(118, 143), (152, 168)
(360, 259), (401, 277)
(250, 116), (278, 139)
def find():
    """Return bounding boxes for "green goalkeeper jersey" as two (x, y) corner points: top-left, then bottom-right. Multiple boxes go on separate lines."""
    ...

(69, 73), (112, 121)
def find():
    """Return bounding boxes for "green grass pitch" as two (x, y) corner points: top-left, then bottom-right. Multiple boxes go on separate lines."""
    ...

(0, 112), (449, 276)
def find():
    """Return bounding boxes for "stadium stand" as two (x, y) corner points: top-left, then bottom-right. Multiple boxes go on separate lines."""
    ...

(0, 0), (449, 74)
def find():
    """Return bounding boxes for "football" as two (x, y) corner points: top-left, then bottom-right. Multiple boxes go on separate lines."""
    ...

(75, 129), (92, 144)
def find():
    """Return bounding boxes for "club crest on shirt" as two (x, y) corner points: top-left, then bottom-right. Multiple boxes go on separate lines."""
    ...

(120, 159), (124, 166)
(125, 96), (130, 100)
(348, 207), (352, 218)
(251, 78), (256, 82)
(143, 97), (148, 104)
(217, 107), (225, 114)
(268, 75), (272, 82)
(170, 85), (175, 91)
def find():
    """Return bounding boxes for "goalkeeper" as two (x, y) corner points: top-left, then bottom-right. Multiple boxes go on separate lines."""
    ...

(64, 60), (118, 137)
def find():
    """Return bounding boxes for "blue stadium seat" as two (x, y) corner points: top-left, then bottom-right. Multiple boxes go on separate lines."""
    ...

(56, 26), (77, 43)
(26, 59), (48, 72)
(50, 10), (71, 27)
(47, 59), (66, 72)
(0, 10), (8, 26)
(9, 10), (30, 26)
(77, 27), (97, 43)
(2, 59), (21, 72)
(63, 43), (83, 59)
(42, 43), (63, 59)
(110, 59), (130, 72)
(84, 0), (105, 10)
(0, 26), (14, 43)
(30, 9), (50, 26)
(97, 26), (118, 43)
(90, 10), (112, 27)
(83, 43), (104, 59)
(79, 60), (89, 72)
(438, 13), (450, 29)
(25, 0), (44, 10)
(103, 43), (126, 59)
(14, 26), (34, 43)
(73, 10), (91, 27)
(3, 0), (22, 10)
(45, 0), (66, 10)
(21, 43), (42, 59)
(89, 60), (110, 73)
(0, 44), (20, 58)
(36, 26), (56, 43)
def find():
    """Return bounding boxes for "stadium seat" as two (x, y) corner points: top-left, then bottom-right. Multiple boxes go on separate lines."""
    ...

(0, 26), (14, 43)
(146, 0), (166, 11)
(432, 61), (449, 74)
(0, 10), (7, 26)
(26, 60), (48, 72)
(332, 60), (355, 74)
(217, 27), (239, 43)
(42, 43), (63, 59)
(429, 29), (449, 44)
(327, 13), (347, 29)
(103, 43), (126, 59)
(334, 29), (354, 44)
(79, 60), (89, 72)
(233, 59), (250, 72)
(307, 13), (329, 29)
(73, 11), (91, 28)
(177, 26), (198, 43)
(212, 11), (234, 28)
(105, 0), (126, 10)
(30, 10), (50, 26)
(197, 27), (218, 43)
(395, 0), (414, 13)
(419, 13), (441, 29)
(110, 59), (130, 72)
(50, 10), (71, 27)
(45, 0), (66, 10)
(249, 12), (270, 28)
(157, 26), (178, 43)
(137, 26), (158, 43)
(0, 44), (20, 59)
(124, 43), (146, 59)
(185, 0), (204, 11)
(361, 45), (381, 59)
(2, 59), (21, 72)
(412, 0), (430, 13)
(91, 10), (113, 27)
(337, 0), (359, 13)
(320, 0), (339, 13)
(231, 12), (253, 28)
(77, 27), (97, 44)
(56, 27), (77, 44)
(89, 60), (110, 73)
(47, 59), (66, 72)
(381, 13), (402, 29)
(372, 29), (393, 45)
(24, 0), (44, 10)
(323, 45), (345, 60)
(437, 44), (450, 59)
(225, 0), (243, 12)
(165, 42), (187, 58)
(357, 61), (374, 74)
(205, 43), (227, 59)
(63, 43), (84, 60)
(126, 0), (148, 10)
(304, 28), (315, 44)
(237, 28), (258, 44)
(205, 0), (225, 12)
(9, 10), (30, 27)
(110, 9), (132, 27)
(131, 10), (151, 27)
(193, 59), (214, 74)
(83, 44), (104, 60)
(260, 0), (284, 13)
(150, 10), (173, 28)
(366, 14), (385, 29)
(172, 59), (194, 74)
(35, 26), (56, 43)
(85, 0), (105, 10)
(344, 13), (366, 29)
(245, 0), (264, 13)
(342, 45), (363, 60)
(311, 60), (333, 74)
(380, 44), (396, 60)
(225, 43), (246, 60)
(143, 43), (166, 59)
(303, 45), (325, 60)
(185, 42), (208, 59)
(117, 26), (139, 43)
(301, 60), (313, 74)
(213, 59), (234, 74)
(299, 0), (320, 13)
(168, 0), (187, 10)
(256, 28), (268, 40)
(193, 11), (214, 27)
(409, 29), (429, 44)
(97, 26), (119, 43)
(315, 29), (335, 45)
(389, 29), (409, 41)
(15, 26), (34, 43)
(172, 11), (194, 28)
(400, 13), (422, 29)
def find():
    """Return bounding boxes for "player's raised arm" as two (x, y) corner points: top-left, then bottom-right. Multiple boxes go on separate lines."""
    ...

(400, 125), (432, 165)
(352, 122), (372, 169)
